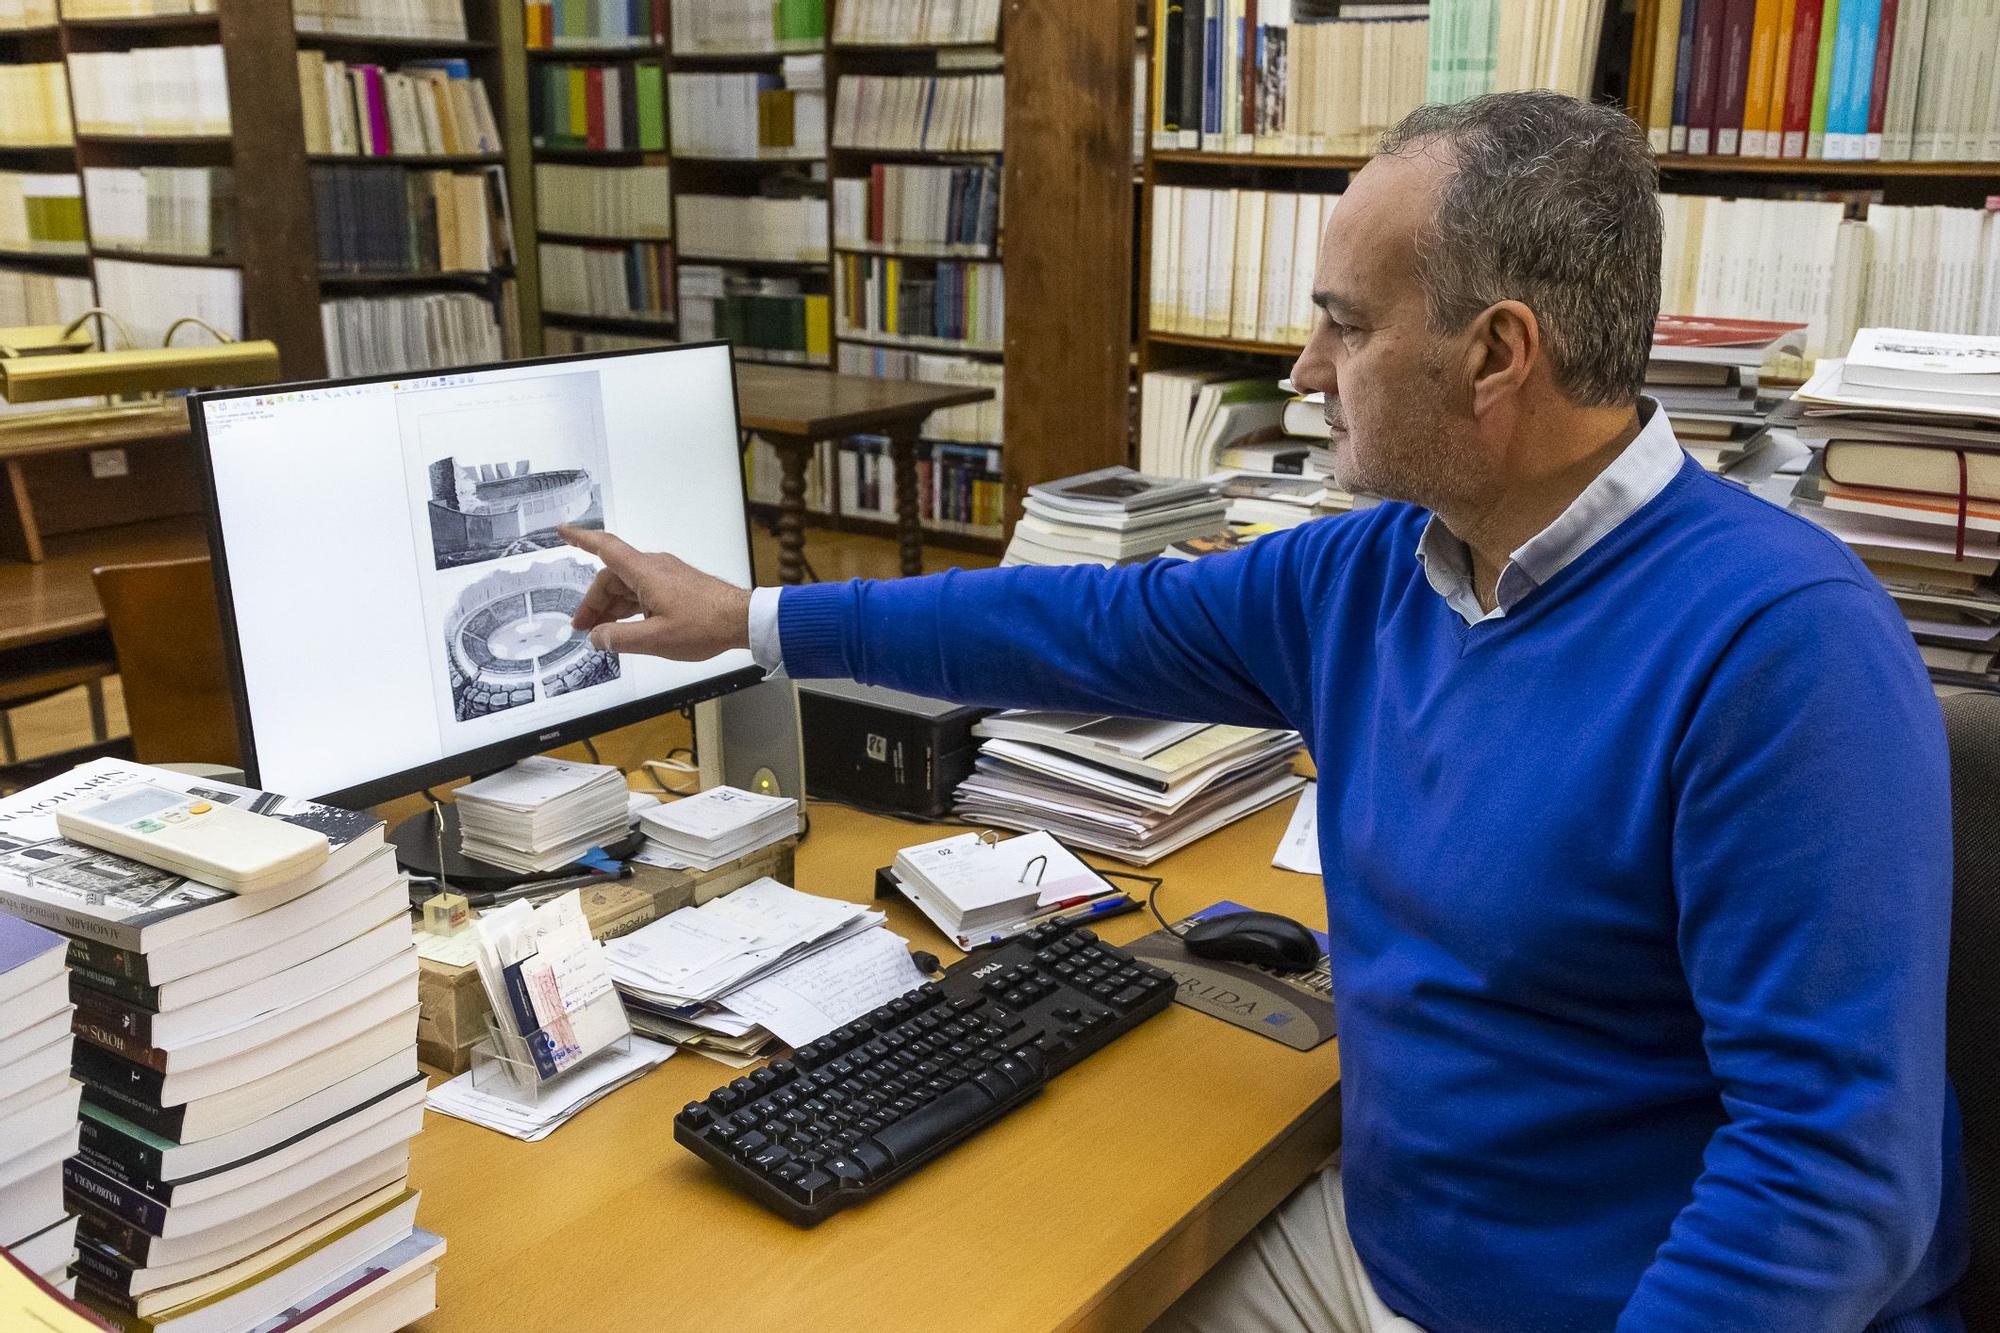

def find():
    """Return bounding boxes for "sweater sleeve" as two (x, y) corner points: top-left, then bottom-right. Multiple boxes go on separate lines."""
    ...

(1618, 577), (1955, 1331)
(774, 526), (1331, 731)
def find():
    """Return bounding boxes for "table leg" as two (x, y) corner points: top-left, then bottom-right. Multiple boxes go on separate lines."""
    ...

(889, 423), (922, 578)
(0, 459), (41, 564)
(774, 436), (810, 586)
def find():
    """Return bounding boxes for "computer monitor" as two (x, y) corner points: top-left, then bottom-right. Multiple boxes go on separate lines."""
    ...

(190, 342), (763, 810)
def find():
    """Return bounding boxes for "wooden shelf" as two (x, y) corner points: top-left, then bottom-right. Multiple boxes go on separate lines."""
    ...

(60, 12), (218, 30)
(672, 45), (816, 61)
(672, 152), (825, 166)
(293, 30), (492, 53)
(306, 152), (504, 166)
(1654, 153), (2000, 177)
(0, 23), (58, 37)
(1151, 148), (1368, 170)
(831, 41), (1002, 53)
(536, 229), (672, 245)
(317, 269), (512, 290)
(0, 142), (75, 154)
(734, 349), (830, 369)
(678, 253), (828, 269)
(836, 243), (1000, 262)
(90, 247), (237, 268)
(74, 132), (230, 146)
(0, 248), (87, 269)
(541, 310), (676, 334)
(1145, 330), (1300, 358)
(531, 146), (669, 164)
(838, 329), (1002, 356)
(524, 42), (661, 59)
(830, 145), (1003, 162)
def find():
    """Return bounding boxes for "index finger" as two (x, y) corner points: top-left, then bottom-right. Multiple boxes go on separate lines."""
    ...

(571, 564), (635, 631)
(559, 524), (643, 577)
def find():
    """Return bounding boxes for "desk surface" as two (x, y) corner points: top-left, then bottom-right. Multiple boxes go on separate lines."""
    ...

(0, 405), (190, 462)
(0, 515), (207, 652)
(408, 792), (1339, 1333)
(735, 363), (995, 439)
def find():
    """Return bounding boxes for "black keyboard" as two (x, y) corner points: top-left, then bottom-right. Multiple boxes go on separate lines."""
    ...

(673, 919), (1178, 1225)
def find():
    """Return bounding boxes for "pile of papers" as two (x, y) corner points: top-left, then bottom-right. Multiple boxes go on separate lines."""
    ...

(425, 1036), (674, 1142)
(1647, 315), (1803, 473)
(888, 829), (1126, 949)
(455, 756), (632, 875)
(953, 711), (1308, 865)
(0, 759), (436, 1331)
(635, 786), (799, 872)
(0, 913), (80, 1301)
(1003, 466), (1228, 568)
(1785, 328), (2000, 687)
(605, 878), (926, 1063)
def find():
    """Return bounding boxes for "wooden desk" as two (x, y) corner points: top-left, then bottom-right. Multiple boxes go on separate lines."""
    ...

(734, 365), (996, 585)
(408, 792), (1339, 1333)
(0, 406), (196, 563)
(0, 515), (208, 654)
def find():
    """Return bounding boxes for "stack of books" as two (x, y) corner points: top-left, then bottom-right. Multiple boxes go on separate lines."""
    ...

(1647, 315), (1805, 473)
(454, 756), (632, 876)
(954, 711), (1308, 865)
(886, 830), (1130, 949)
(1146, 188), (1338, 347)
(1003, 467), (1227, 568)
(0, 759), (437, 1330)
(1786, 328), (2000, 687)
(635, 786), (799, 873)
(0, 914), (79, 1301)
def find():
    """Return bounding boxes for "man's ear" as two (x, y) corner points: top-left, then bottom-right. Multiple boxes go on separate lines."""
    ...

(1462, 299), (1539, 418)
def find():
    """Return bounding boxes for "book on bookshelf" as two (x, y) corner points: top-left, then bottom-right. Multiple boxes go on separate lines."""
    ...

(669, 0), (824, 55)
(1858, 203), (2000, 336)
(837, 342), (1003, 442)
(67, 47), (229, 137)
(1424, 0), (1606, 105)
(0, 0), (56, 27)
(523, 0), (662, 49)
(538, 239), (673, 319)
(313, 163), (511, 275)
(836, 253), (1003, 350)
(0, 265), (90, 325)
(294, 0), (465, 40)
(532, 162), (669, 238)
(0, 64), (72, 147)
(92, 257), (241, 351)
(543, 325), (665, 354)
(59, 0), (216, 15)
(833, 162), (999, 256)
(832, 73), (1004, 152)
(299, 54), (501, 157)
(676, 192), (828, 262)
(320, 289), (505, 376)
(832, 0), (1000, 45)
(1148, 185), (1334, 346)
(668, 58), (826, 159)
(0, 173), (84, 256)
(919, 441), (1005, 535)
(83, 167), (232, 260)
(528, 59), (664, 151)
(680, 262), (829, 363)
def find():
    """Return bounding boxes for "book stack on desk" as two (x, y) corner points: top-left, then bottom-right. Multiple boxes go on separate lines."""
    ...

(1646, 316), (1803, 474)
(0, 759), (441, 1331)
(0, 914), (80, 1300)
(454, 756), (632, 875)
(1002, 467), (1228, 568)
(954, 711), (1308, 866)
(1786, 329), (2000, 688)
(885, 830), (1129, 949)
(635, 786), (800, 872)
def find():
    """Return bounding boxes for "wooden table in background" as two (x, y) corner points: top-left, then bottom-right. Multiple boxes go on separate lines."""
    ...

(733, 364), (996, 584)
(0, 406), (196, 563)
(408, 789), (1339, 1333)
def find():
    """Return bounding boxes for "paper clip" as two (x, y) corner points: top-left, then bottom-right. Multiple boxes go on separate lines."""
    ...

(1018, 855), (1047, 886)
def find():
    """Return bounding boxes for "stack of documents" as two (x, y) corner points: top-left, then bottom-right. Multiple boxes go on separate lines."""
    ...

(888, 830), (1127, 948)
(468, 890), (630, 1083)
(635, 786), (799, 872)
(1003, 466), (1228, 568)
(425, 1036), (674, 1142)
(953, 711), (1307, 865)
(1646, 315), (1803, 473)
(605, 878), (925, 1059)
(0, 912), (79, 1300)
(455, 756), (633, 875)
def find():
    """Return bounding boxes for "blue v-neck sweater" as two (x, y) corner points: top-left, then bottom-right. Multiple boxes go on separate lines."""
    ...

(777, 457), (1964, 1332)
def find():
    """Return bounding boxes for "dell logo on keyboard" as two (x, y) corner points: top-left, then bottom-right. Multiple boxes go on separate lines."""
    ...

(972, 963), (1003, 979)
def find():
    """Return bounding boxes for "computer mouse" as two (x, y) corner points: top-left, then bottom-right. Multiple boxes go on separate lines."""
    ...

(1180, 910), (1321, 973)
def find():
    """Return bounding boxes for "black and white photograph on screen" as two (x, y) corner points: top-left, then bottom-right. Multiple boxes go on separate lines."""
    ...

(440, 557), (622, 723)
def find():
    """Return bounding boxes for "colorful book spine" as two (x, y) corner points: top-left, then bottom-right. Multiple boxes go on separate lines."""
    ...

(1862, 0), (1900, 156)
(1805, 0), (1842, 156)
(1649, 0), (1687, 152)
(1686, 0), (1727, 153)
(1741, 0), (1785, 154)
(1713, 0), (1760, 153)
(1670, 0), (1705, 150)
(1825, 0), (1881, 159)
(1761, 0), (1800, 156)
(1780, 0), (1826, 154)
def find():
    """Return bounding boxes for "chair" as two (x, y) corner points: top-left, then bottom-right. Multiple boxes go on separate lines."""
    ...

(91, 556), (240, 767)
(1944, 691), (2000, 1327)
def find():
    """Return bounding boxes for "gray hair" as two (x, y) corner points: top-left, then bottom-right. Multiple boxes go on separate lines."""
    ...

(1376, 91), (1661, 409)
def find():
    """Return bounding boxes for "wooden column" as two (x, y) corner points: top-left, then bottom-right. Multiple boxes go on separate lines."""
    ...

(218, 0), (326, 380)
(1000, 0), (1136, 537)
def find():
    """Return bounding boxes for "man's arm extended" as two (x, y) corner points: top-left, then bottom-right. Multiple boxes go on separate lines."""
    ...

(1618, 577), (1957, 1331)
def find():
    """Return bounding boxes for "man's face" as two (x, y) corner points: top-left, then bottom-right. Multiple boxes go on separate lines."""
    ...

(1289, 152), (1485, 509)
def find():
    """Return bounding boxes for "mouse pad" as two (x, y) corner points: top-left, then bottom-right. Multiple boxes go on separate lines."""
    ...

(1125, 901), (1336, 1051)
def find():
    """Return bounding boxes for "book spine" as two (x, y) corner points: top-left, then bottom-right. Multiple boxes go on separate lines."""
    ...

(66, 936), (153, 986)
(73, 1012), (169, 1074)
(1807, 0), (1843, 156)
(0, 887), (140, 951)
(64, 1157), (169, 1237)
(1879, 0), (1929, 158)
(69, 964), (159, 1010)
(74, 1042), (174, 1118)
(71, 978), (155, 1047)
(1160, 0), (1185, 138)
(1781, 0), (1827, 153)
(1864, 0), (1900, 155)
(1763, 0), (1801, 153)
(1714, 0), (1760, 153)
(1686, 0), (1727, 152)
(1828, 0), (1882, 158)
(73, 1140), (168, 1202)
(69, 1242), (140, 1312)
(1650, 0), (1688, 152)
(77, 1212), (158, 1270)
(1181, 0), (1205, 148)
(1742, 0), (1785, 153)
(1671, 0), (1705, 149)
(75, 1113), (167, 1190)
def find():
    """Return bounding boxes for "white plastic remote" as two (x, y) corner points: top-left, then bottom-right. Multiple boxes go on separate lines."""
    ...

(55, 781), (328, 893)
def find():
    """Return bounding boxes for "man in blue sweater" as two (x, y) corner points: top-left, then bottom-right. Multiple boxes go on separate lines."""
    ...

(563, 92), (1965, 1331)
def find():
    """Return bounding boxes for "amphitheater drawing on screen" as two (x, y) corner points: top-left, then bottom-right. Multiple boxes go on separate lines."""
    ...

(440, 556), (621, 721)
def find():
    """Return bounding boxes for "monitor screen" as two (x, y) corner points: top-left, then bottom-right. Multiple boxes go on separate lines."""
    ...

(192, 342), (762, 808)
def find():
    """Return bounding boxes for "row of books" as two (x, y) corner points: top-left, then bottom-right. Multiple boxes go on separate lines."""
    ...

(832, 161), (1000, 256)
(0, 172), (83, 255)
(679, 264), (830, 362)
(745, 436), (1005, 533)
(539, 239), (674, 320)
(0, 0), (52, 25)
(669, 0), (824, 54)
(836, 342), (1004, 444)
(0, 914), (76, 1301)
(83, 166), (232, 260)
(836, 253), (1003, 350)
(528, 60), (666, 151)
(0, 266), (88, 327)
(524, 0), (664, 49)
(543, 325), (661, 355)
(294, 0), (466, 40)
(1641, 0), (2000, 162)
(830, 0), (1000, 45)
(321, 287), (509, 376)
(532, 162), (671, 238)
(1148, 187), (1335, 347)
(1138, 371), (1291, 480)
(669, 61), (826, 159)
(0, 759), (439, 1331)
(57, 0), (214, 16)
(1424, 0), (1608, 104)
(67, 46), (229, 136)
(676, 192), (827, 263)
(93, 255), (240, 350)
(831, 73), (1004, 152)
(299, 55), (502, 159)
(1644, 313), (1799, 473)
(0, 64), (68, 147)
(314, 164), (512, 276)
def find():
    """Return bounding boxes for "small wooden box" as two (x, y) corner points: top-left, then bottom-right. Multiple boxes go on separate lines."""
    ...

(416, 836), (798, 1074)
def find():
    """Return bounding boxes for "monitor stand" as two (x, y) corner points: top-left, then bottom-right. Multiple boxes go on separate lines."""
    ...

(388, 805), (643, 893)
